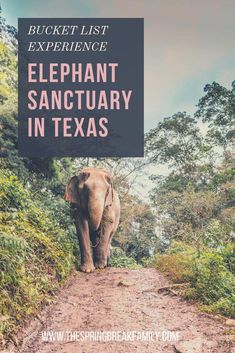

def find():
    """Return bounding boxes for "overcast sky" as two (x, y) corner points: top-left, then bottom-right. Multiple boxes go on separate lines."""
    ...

(2, 0), (235, 132)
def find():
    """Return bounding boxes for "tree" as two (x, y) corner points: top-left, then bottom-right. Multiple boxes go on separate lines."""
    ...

(195, 81), (235, 151)
(146, 84), (235, 248)
(146, 112), (213, 187)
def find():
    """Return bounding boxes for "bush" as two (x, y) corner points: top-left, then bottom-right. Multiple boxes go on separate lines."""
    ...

(202, 296), (235, 318)
(0, 172), (29, 211)
(0, 171), (76, 340)
(188, 252), (235, 306)
(220, 243), (235, 274)
(154, 241), (235, 318)
(200, 219), (232, 247)
(109, 247), (140, 269)
(153, 241), (195, 282)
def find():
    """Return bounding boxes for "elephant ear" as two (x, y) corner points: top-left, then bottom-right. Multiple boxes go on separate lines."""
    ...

(64, 176), (80, 205)
(105, 174), (114, 207)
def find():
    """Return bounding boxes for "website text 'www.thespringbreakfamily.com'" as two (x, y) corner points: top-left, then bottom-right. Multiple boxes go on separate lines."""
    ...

(41, 330), (180, 342)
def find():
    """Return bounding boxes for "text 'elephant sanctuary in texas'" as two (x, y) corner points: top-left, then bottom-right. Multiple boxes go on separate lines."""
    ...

(64, 167), (120, 272)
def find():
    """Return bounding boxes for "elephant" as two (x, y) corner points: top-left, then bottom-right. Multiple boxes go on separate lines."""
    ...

(64, 167), (120, 273)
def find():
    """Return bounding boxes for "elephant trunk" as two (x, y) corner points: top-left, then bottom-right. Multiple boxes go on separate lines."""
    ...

(88, 197), (104, 231)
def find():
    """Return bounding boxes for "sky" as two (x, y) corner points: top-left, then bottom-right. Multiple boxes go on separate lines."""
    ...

(1, 0), (235, 132)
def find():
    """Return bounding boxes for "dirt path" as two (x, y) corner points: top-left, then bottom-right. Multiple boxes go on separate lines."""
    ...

(10, 268), (234, 353)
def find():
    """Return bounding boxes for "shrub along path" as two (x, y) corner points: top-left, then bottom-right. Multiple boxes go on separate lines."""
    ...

(6, 268), (234, 353)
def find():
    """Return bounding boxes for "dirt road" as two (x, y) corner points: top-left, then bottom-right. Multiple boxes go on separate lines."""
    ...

(11, 268), (234, 353)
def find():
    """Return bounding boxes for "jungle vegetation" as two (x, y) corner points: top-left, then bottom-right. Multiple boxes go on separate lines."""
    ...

(0, 15), (234, 345)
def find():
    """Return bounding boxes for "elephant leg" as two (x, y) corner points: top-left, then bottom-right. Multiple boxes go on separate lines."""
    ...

(107, 236), (114, 267)
(93, 225), (113, 269)
(106, 245), (111, 267)
(76, 216), (95, 273)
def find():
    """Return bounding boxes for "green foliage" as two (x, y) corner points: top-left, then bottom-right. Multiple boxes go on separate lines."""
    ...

(154, 241), (235, 318)
(188, 252), (234, 304)
(0, 33), (79, 345)
(146, 112), (212, 177)
(109, 247), (140, 269)
(0, 171), (75, 338)
(202, 297), (235, 318)
(220, 243), (235, 274)
(195, 81), (235, 149)
(0, 172), (30, 211)
(209, 163), (235, 191)
(200, 219), (232, 248)
(1, 12), (235, 337)
(0, 42), (17, 104)
(113, 179), (158, 262)
(153, 241), (195, 282)
(153, 187), (220, 243)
